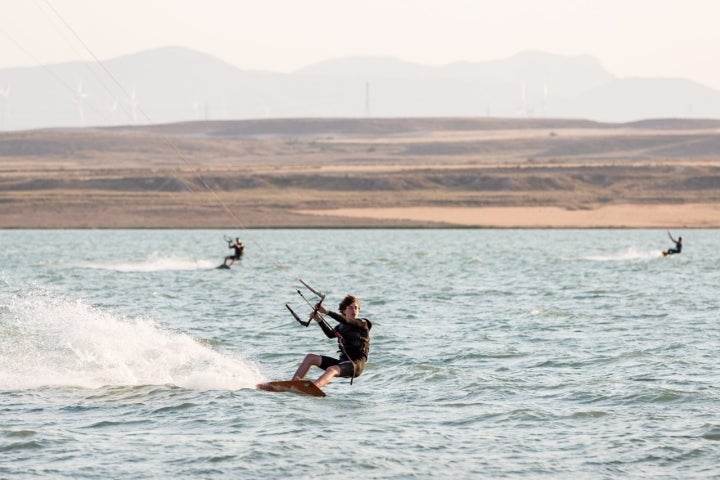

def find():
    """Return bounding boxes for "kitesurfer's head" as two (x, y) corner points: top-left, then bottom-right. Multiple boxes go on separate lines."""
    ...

(339, 295), (360, 320)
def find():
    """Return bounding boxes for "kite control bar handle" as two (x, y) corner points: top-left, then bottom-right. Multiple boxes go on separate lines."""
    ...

(286, 279), (326, 327)
(286, 303), (311, 327)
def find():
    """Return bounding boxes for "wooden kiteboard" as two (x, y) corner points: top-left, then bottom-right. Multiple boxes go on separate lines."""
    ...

(256, 380), (326, 397)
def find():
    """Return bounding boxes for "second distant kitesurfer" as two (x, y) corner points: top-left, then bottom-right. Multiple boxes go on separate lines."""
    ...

(223, 237), (244, 267)
(662, 231), (682, 256)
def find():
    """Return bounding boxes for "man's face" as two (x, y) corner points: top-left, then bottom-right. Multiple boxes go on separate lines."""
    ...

(344, 303), (360, 320)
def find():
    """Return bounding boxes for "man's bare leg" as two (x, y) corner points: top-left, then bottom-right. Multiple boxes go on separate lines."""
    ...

(314, 365), (341, 388)
(292, 353), (321, 380)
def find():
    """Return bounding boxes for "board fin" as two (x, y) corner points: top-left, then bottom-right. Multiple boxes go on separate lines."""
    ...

(257, 380), (326, 397)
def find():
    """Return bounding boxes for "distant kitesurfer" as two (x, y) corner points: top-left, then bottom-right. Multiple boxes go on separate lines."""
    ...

(662, 231), (682, 256)
(223, 237), (244, 267)
(292, 294), (372, 389)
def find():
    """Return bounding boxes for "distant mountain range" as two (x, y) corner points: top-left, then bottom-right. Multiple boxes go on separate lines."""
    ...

(1, 46), (720, 131)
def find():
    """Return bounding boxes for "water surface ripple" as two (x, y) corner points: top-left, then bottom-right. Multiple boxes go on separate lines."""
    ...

(1, 229), (718, 479)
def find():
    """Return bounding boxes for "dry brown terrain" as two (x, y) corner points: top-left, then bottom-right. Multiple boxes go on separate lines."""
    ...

(2, 117), (720, 228)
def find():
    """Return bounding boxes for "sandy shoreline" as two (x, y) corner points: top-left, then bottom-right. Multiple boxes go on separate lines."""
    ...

(2, 203), (719, 229)
(296, 204), (720, 228)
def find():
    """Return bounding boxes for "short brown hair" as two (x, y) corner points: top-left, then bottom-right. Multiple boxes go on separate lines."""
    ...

(339, 295), (360, 312)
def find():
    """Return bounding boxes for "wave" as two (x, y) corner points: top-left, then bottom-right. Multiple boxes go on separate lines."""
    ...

(0, 287), (262, 391)
(75, 252), (217, 271)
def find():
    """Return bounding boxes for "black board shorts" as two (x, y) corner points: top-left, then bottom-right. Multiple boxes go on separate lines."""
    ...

(319, 355), (366, 378)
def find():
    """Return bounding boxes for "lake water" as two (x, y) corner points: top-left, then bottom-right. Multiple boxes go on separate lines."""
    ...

(1, 229), (718, 479)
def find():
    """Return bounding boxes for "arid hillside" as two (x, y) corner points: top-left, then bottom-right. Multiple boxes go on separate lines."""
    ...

(1, 117), (720, 228)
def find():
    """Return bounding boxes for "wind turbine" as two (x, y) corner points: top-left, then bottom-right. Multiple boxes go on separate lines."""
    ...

(74, 81), (88, 126)
(518, 81), (527, 117)
(192, 98), (202, 120)
(128, 88), (139, 124)
(0, 85), (10, 130)
(110, 97), (119, 125)
(365, 81), (371, 117)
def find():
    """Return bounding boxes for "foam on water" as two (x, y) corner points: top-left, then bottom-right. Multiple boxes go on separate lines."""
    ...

(0, 286), (263, 390)
(77, 252), (217, 271)
(582, 246), (662, 262)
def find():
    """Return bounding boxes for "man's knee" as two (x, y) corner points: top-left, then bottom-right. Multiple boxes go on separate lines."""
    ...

(303, 354), (321, 366)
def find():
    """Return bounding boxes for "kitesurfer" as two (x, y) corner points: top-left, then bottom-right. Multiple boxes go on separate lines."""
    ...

(662, 231), (683, 256)
(292, 294), (372, 388)
(223, 237), (244, 267)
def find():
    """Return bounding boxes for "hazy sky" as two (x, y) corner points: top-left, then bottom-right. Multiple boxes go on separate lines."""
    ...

(3, 0), (720, 89)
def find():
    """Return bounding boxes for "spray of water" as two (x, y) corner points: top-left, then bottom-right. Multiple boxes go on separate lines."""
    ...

(0, 287), (263, 390)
